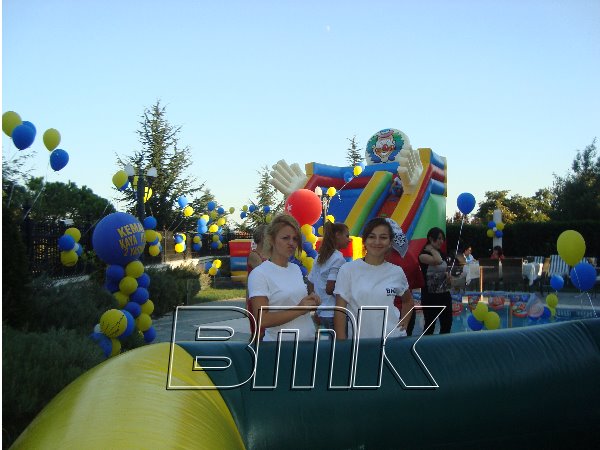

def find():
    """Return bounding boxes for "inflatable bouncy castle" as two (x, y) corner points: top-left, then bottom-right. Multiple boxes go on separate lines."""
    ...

(231, 128), (448, 287)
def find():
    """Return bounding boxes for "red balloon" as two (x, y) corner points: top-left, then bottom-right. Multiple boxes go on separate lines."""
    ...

(284, 189), (322, 226)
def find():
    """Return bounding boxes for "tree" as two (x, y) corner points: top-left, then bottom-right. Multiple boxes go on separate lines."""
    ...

(19, 177), (115, 225)
(237, 165), (283, 232)
(552, 138), (600, 220)
(116, 101), (204, 230)
(346, 136), (363, 166)
(474, 189), (553, 224)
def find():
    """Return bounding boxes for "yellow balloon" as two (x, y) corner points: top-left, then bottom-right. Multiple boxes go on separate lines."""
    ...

(145, 229), (158, 243)
(304, 257), (314, 271)
(546, 293), (559, 309)
(210, 211), (218, 219)
(208, 267), (217, 276)
(64, 227), (81, 243)
(242, 205), (248, 212)
(300, 250), (307, 259)
(326, 187), (337, 197)
(112, 171), (128, 190)
(2, 111), (22, 136)
(201, 214), (209, 222)
(325, 214), (335, 223)
(208, 224), (218, 233)
(213, 259), (222, 269)
(174, 243), (185, 253)
(141, 299), (154, 315)
(109, 338), (121, 357)
(183, 205), (194, 217)
(317, 226), (324, 236)
(496, 222), (505, 231)
(156, 232), (163, 242)
(181, 234), (187, 241)
(229, 207), (235, 213)
(217, 242), (223, 249)
(43, 128), (61, 151)
(60, 250), (78, 267)
(136, 313), (152, 332)
(483, 311), (501, 330)
(472, 301), (489, 321)
(306, 233), (317, 244)
(148, 244), (160, 256)
(193, 236), (201, 243)
(217, 218), (226, 226)
(119, 276), (138, 295)
(212, 234), (220, 242)
(353, 166), (363, 176)
(125, 260), (144, 278)
(301, 224), (313, 236)
(113, 292), (129, 309)
(486, 229), (494, 238)
(265, 213), (272, 223)
(549, 306), (556, 318)
(556, 230), (586, 266)
(100, 309), (127, 338)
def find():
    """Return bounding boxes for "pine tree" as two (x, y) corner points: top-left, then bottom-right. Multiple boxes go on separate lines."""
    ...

(238, 166), (283, 231)
(346, 136), (363, 166)
(116, 101), (204, 230)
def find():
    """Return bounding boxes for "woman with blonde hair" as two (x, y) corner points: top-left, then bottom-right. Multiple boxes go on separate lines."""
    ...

(334, 217), (414, 340)
(248, 214), (321, 341)
(307, 222), (350, 331)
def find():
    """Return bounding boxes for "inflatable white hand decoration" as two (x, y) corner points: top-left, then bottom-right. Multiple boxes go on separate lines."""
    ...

(269, 160), (308, 196)
(396, 146), (423, 194)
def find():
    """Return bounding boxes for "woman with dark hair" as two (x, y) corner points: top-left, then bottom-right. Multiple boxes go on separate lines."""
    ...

(333, 217), (414, 340)
(248, 214), (321, 341)
(307, 222), (350, 331)
(419, 227), (452, 334)
(491, 245), (504, 260)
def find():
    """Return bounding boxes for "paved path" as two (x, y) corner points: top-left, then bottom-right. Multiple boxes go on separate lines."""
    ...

(152, 292), (599, 344)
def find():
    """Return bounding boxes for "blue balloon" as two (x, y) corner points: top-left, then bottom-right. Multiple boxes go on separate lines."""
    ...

(143, 216), (157, 230)
(495, 230), (503, 238)
(11, 123), (36, 150)
(75, 243), (83, 256)
(570, 262), (596, 291)
(143, 326), (156, 343)
(456, 193), (476, 215)
(92, 212), (145, 266)
(467, 314), (484, 331)
(240, 211), (247, 219)
(177, 195), (188, 208)
(174, 234), (184, 244)
(58, 234), (76, 251)
(198, 225), (208, 234)
(541, 306), (551, 320)
(300, 266), (308, 277)
(217, 207), (225, 214)
(137, 272), (150, 289)
(248, 204), (256, 213)
(358, 162), (366, 169)
(90, 332), (112, 358)
(131, 287), (149, 304)
(207, 201), (216, 211)
(123, 301), (141, 318)
(487, 221), (496, 229)
(263, 205), (271, 213)
(104, 279), (120, 293)
(197, 217), (207, 226)
(120, 310), (135, 338)
(210, 241), (219, 249)
(302, 242), (313, 253)
(205, 261), (213, 270)
(192, 243), (202, 251)
(49, 148), (69, 171)
(343, 172), (353, 183)
(307, 249), (318, 258)
(550, 274), (564, 291)
(106, 264), (125, 281)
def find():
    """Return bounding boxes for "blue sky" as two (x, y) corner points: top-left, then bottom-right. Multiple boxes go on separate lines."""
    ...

(3, 0), (599, 223)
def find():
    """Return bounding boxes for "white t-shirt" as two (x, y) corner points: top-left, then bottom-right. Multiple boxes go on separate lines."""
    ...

(307, 250), (346, 318)
(248, 260), (316, 341)
(334, 259), (409, 339)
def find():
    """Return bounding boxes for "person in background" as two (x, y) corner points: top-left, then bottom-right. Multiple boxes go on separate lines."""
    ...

(463, 244), (476, 263)
(491, 245), (504, 260)
(334, 217), (414, 340)
(246, 224), (269, 340)
(307, 222), (350, 332)
(248, 214), (320, 341)
(418, 227), (453, 335)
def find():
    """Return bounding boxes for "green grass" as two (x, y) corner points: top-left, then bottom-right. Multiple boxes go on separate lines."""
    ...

(192, 287), (246, 304)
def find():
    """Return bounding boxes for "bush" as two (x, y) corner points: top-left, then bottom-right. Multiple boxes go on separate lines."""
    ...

(2, 326), (105, 448)
(22, 276), (116, 333)
(146, 264), (201, 317)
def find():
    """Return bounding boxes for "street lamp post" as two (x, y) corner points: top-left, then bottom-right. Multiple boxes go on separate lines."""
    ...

(124, 163), (157, 223)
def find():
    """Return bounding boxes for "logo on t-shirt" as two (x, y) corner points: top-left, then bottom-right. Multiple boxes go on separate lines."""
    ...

(385, 287), (398, 296)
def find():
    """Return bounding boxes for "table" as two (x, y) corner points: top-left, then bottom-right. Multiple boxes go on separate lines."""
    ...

(463, 261), (543, 287)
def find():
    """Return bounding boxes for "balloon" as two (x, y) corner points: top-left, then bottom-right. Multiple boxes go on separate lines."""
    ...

(301, 224), (314, 236)
(148, 244), (160, 257)
(106, 265), (125, 281)
(545, 293), (559, 308)
(550, 274), (564, 291)
(60, 250), (78, 267)
(11, 124), (36, 150)
(143, 216), (157, 230)
(193, 235), (201, 244)
(112, 170), (129, 191)
(93, 213), (145, 266)
(137, 272), (150, 289)
(486, 229), (494, 238)
(487, 221), (496, 229)
(570, 262), (596, 291)
(213, 259), (222, 269)
(174, 243), (185, 253)
(467, 314), (483, 331)
(208, 267), (217, 276)
(556, 230), (585, 266)
(113, 292), (129, 308)
(174, 234), (184, 244)
(217, 207), (225, 214)
(183, 205), (194, 217)
(143, 326), (157, 343)
(141, 299), (154, 315)
(229, 207), (235, 213)
(177, 195), (188, 208)
(100, 309), (127, 338)
(125, 260), (144, 278)
(343, 172), (353, 183)
(2, 111), (22, 136)
(119, 276), (138, 295)
(49, 148), (69, 171)
(90, 332), (113, 358)
(136, 313), (152, 332)
(240, 211), (247, 219)
(43, 128), (61, 151)
(263, 205), (270, 213)
(483, 311), (501, 330)
(472, 301), (489, 322)
(119, 310), (135, 338)
(325, 214), (335, 224)
(124, 301), (142, 318)
(456, 193), (476, 215)
(496, 222), (505, 231)
(145, 229), (158, 244)
(495, 230), (503, 238)
(208, 224), (218, 233)
(326, 187), (337, 197)
(242, 205), (248, 212)
(353, 166), (363, 176)
(58, 234), (76, 251)
(285, 189), (322, 226)
(207, 201), (216, 211)
(131, 287), (150, 304)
